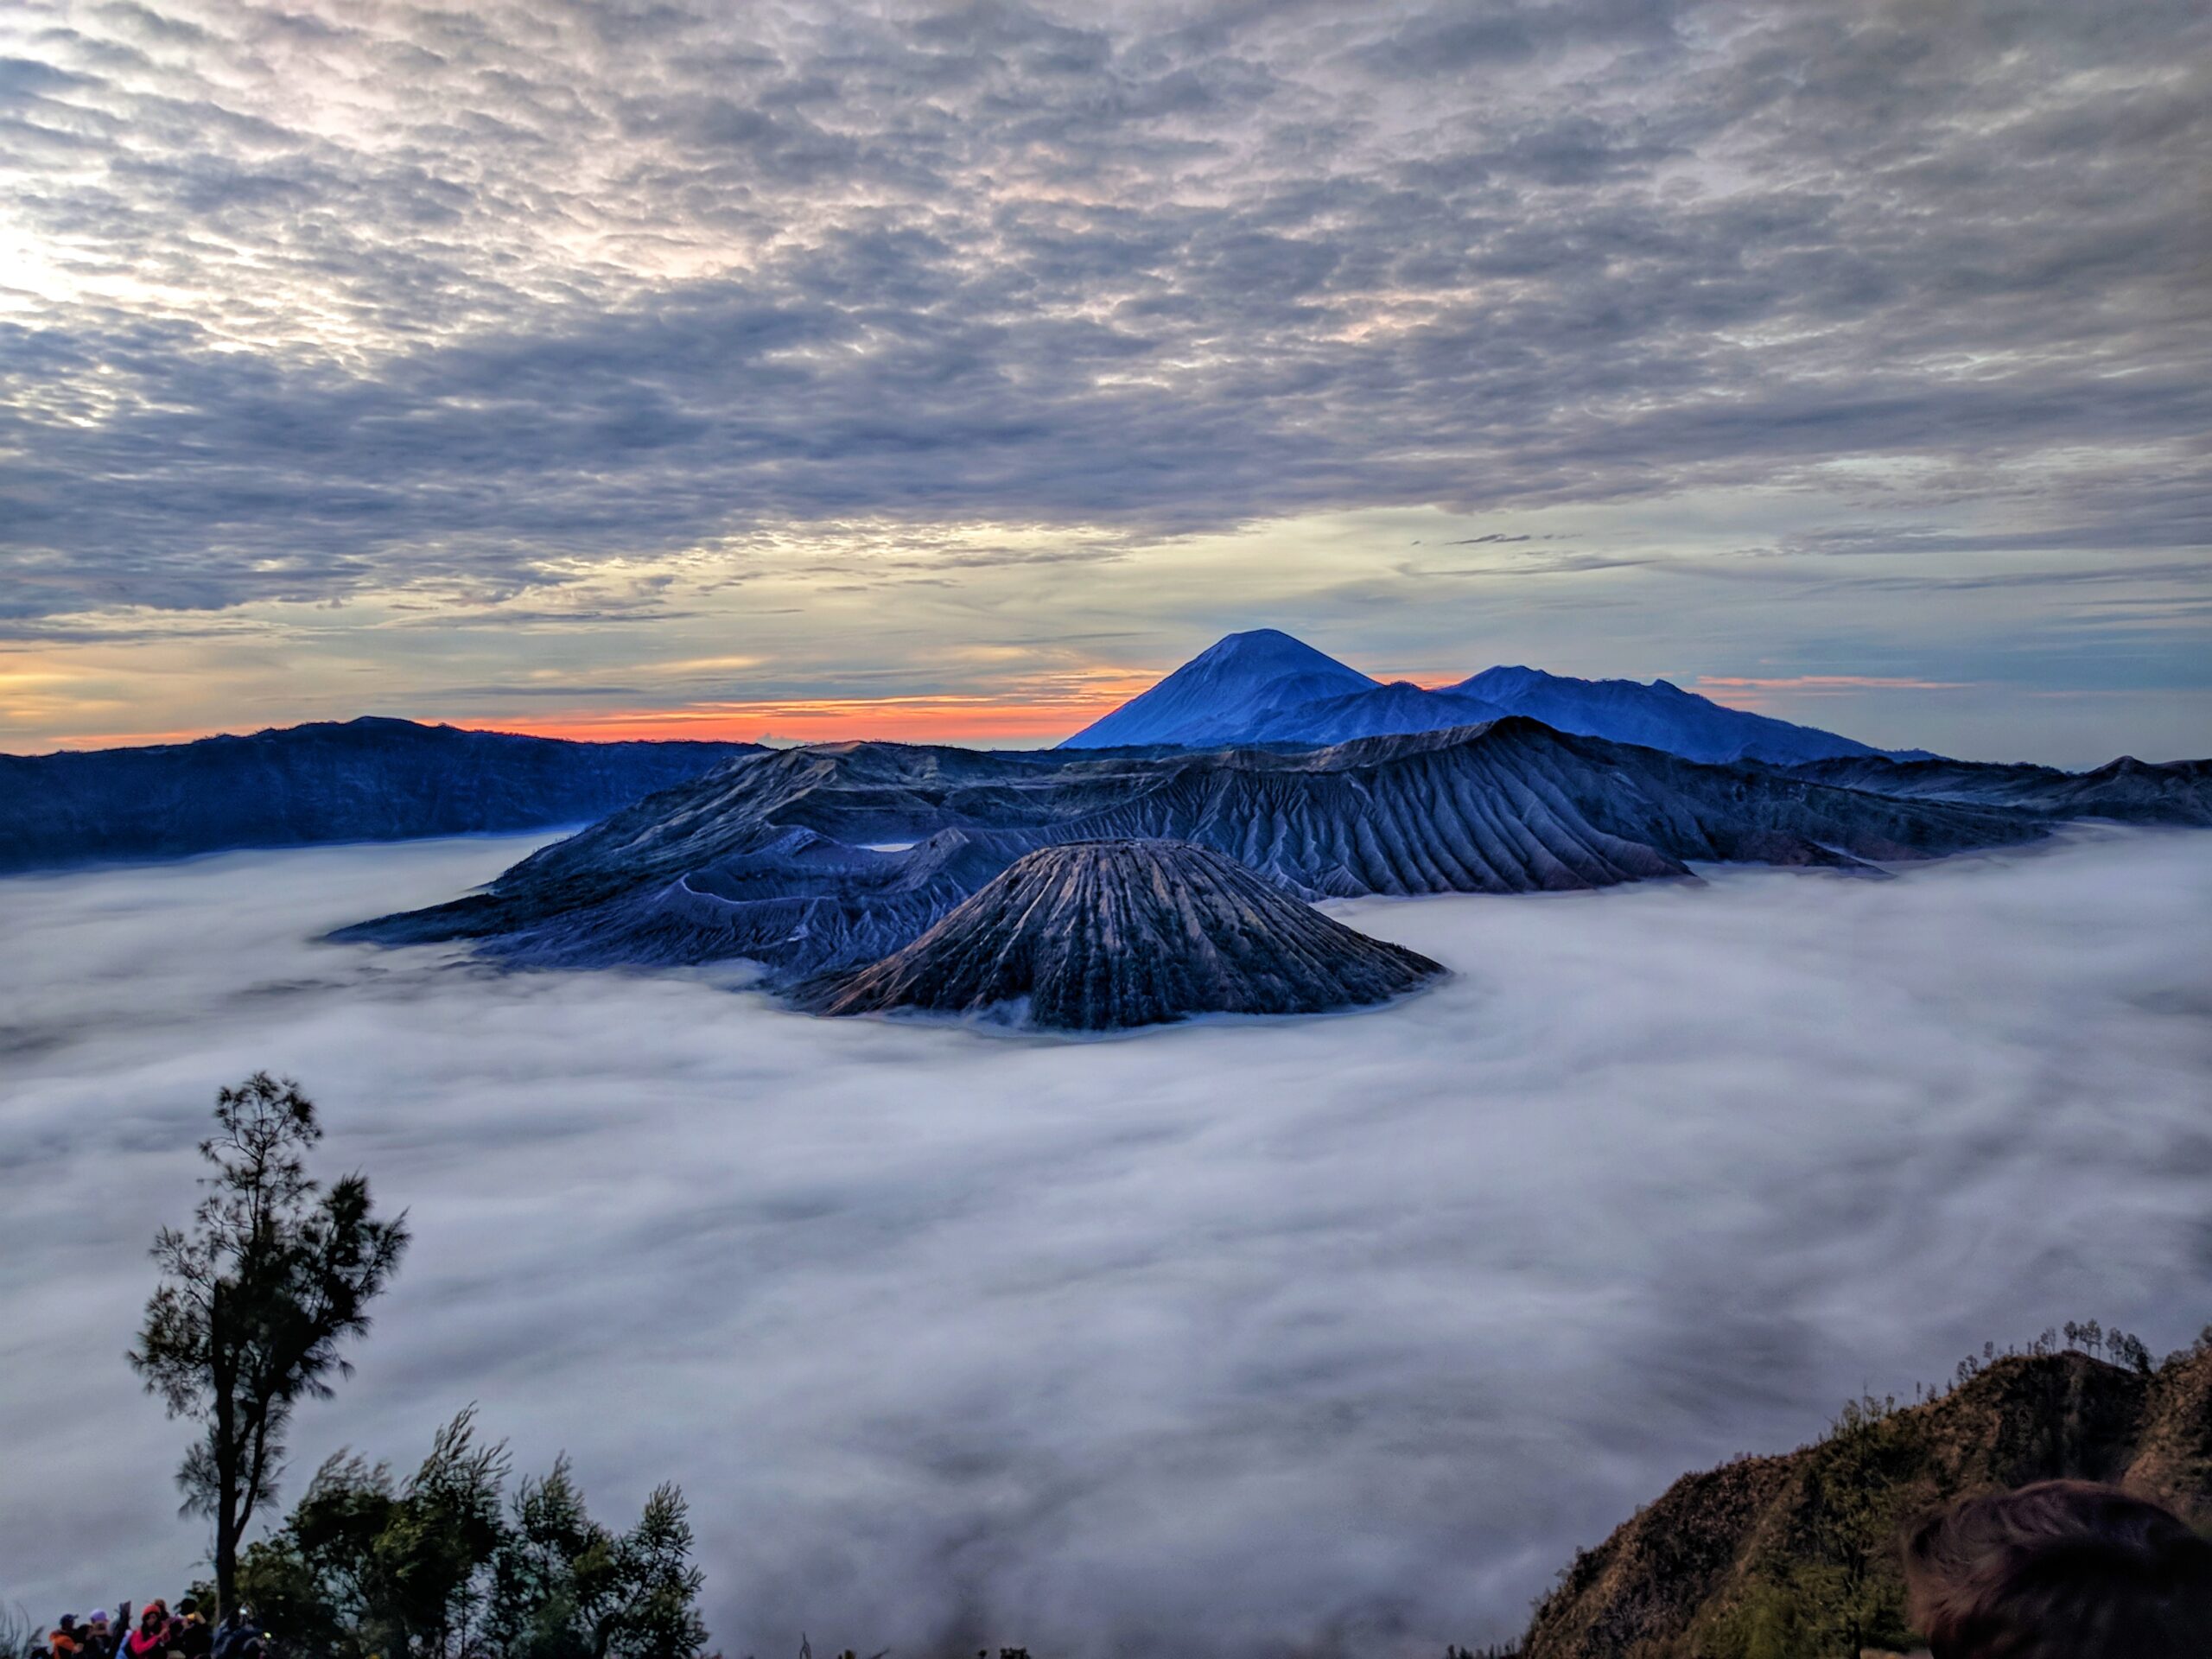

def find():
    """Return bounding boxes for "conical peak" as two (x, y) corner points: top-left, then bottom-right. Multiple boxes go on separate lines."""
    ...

(1188, 629), (1363, 676)
(812, 836), (1446, 1030)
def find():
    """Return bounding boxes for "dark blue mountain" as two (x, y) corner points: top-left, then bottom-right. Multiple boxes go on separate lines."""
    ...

(1058, 629), (1376, 747)
(345, 721), (2053, 988)
(1244, 680), (1510, 745)
(0, 716), (761, 874)
(1789, 753), (2212, 825)
(1059, 632), (1925, 765)
(1453, 665), (1926, 766)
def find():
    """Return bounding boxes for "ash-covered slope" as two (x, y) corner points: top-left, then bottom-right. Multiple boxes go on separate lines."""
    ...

(1789, 752), (2212, 825)
(342, 720), (2046, 983)
(0, 717), (762, 874)
(808, 840), (1444, 1030)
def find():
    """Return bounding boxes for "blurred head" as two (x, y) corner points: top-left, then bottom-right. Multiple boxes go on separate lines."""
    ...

(1904, 1479), (2212, 1657)
(175, 1600), (195, 1618)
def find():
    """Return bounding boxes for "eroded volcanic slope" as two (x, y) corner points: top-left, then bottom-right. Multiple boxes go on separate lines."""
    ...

(807, 839), (1445, 1030)
(340, 718), (2047, 984)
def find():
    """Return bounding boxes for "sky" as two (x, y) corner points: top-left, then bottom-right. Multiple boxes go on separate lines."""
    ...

(4, 827), (2209, 1652)
(2, 0), (2207, 765)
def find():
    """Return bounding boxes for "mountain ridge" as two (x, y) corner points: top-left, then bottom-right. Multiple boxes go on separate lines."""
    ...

(341, 719), (2053, 988)
(1788, 752), (2212, 826)
(1245, 680), (1512, 745)
(1058, 631), (1929, 766)
(0, 716), (763, 874)
(1455, 663), (1928, 766)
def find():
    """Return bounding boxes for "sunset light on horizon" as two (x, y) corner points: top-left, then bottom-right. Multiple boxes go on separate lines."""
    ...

(2, 3), (2204, 767)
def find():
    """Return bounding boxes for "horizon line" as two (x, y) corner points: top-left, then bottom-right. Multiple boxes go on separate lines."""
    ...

(4, 662), (1980, 758)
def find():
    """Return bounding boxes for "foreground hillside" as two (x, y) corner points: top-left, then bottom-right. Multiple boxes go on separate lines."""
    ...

(0, 717), (760, 873)
(1519, 1338), (2212, 1658)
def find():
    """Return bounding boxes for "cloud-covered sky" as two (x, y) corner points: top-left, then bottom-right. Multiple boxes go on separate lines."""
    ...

(3, 1), (2207, 761)
(4, 828), (2210, 1652)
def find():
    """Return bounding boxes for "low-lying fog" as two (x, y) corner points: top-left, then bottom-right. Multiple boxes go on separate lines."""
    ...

(3, 829), (2209, 1654)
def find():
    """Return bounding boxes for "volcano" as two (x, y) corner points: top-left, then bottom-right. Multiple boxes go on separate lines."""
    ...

(1058, 629), (1376, 748)
(343, 719), (2061, 984)
(807, 839), (1445, 1031)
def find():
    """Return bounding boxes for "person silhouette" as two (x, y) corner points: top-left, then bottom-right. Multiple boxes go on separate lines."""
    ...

(1904, 1479), (2212, 1657)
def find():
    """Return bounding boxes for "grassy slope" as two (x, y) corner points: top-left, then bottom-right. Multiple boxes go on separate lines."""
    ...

(1519, 1341), (2212, 1659)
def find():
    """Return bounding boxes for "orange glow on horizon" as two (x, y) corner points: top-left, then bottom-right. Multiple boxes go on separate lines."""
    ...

(33, 684), (1160, 753)
(490, 692), (1118, 747)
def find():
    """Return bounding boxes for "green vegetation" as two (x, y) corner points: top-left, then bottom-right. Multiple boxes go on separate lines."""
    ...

(1700, 1322), (2195, 1656)
(237, 1408), (707, 1659)
(130, 1073), (411, 1615)
(1690, 1393), (1923, 1658)
(1, 1605), (46, 1659)
(1522, 1322), (2212, 1659)
(128, 1074), (711, 1657)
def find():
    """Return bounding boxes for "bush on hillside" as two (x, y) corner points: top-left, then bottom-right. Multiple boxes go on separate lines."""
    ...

(238, 1408), (707, 1659)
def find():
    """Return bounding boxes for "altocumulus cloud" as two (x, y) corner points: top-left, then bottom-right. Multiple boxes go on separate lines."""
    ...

(3, 827), (2210, 1654)
(0, 0), (2208, 622)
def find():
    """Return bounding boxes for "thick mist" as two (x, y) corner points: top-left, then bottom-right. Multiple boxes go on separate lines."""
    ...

(3, 830), (2209, 1655)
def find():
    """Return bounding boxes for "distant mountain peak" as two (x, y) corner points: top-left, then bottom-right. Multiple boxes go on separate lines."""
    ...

(1059, 629), (1376, 749)
(1193, 626), (1342, 664)
(1174, 628), (1373, 684)
(1060, 632), (1934, 764)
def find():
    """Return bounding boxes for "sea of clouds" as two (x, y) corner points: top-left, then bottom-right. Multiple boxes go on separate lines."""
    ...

(3, 828), (2209, 1655)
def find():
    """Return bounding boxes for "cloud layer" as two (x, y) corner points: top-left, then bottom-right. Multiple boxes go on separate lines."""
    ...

(3, 0), (2208, 626)
(3, 827), (2209, 1653)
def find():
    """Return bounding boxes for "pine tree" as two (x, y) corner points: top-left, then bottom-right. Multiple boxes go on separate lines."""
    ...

(130, 1073), (410, 1611)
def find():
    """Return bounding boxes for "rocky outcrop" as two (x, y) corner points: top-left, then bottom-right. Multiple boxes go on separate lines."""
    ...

(806, 839), (1445, 1030)
(0, 717), (760, 873)
(1519, 1344), (2212, 1659)
(340, 719), (2050, 982)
